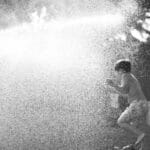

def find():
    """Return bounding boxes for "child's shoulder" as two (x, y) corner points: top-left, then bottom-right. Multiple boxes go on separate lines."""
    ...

(123, 73), (137, 83)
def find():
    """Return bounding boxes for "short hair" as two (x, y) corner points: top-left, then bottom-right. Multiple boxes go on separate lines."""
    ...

(114, 59), (131, 73)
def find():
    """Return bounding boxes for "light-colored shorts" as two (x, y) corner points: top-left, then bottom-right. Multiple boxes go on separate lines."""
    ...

(118, 100), (148, 123)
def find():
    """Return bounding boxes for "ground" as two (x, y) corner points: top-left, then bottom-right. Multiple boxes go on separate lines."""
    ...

(0, 104), (149, 150)
(0, 64), (149, 150)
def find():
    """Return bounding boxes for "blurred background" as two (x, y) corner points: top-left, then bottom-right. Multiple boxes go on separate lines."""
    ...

(0, 0), (149, 150)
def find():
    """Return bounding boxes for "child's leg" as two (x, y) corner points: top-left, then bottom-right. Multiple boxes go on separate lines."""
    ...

(118, 119), (145, 144)
(117, 115), (144, 136)
(117, 106), (145, 144)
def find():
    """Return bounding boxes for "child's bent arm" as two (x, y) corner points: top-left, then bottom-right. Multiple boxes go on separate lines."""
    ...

(106, 85), (127, 96)
(113, 84), (129, 94)
(107, 86), (119, 94)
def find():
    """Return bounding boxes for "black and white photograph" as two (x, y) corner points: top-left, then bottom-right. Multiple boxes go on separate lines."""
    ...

(0, 0), (149, 149)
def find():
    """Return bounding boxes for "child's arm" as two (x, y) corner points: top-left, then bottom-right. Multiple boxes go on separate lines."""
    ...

(106, 84), (119, 94)
(111, 74), (130, 95)
(106, 84), (128, 97)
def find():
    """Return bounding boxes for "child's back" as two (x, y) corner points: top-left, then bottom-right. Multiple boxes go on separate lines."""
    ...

(124, 73), (146, 104)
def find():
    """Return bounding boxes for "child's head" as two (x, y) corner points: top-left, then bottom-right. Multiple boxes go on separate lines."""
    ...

(115, 59), (131, 74)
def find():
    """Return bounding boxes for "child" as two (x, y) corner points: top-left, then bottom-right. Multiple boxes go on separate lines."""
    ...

(106, 59), (148, 145)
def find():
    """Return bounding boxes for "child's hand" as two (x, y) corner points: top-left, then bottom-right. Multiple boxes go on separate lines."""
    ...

(106, 79), (115, 87)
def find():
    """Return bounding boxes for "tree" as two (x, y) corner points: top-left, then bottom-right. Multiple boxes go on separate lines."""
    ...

(129, 9), (150, 100)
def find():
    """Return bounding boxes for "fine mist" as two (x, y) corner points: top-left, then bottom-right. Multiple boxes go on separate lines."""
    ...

(0, 0), (142, 150)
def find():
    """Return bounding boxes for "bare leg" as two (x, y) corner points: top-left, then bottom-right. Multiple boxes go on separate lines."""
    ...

(118, 122), (142, 135)
(117, 101), (147, 145)
(118, 122), (145, 144)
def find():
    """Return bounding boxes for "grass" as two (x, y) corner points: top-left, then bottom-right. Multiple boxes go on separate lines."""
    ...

(0, 63), (149, 150)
